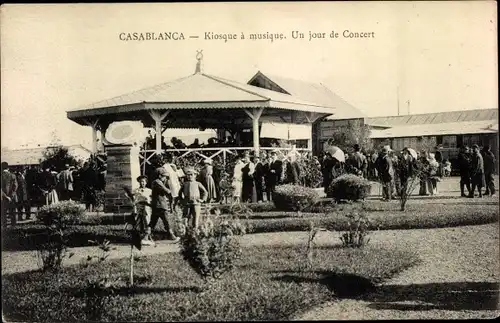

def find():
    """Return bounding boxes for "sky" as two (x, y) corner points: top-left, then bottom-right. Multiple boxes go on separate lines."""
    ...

(1, 1), (497, 150)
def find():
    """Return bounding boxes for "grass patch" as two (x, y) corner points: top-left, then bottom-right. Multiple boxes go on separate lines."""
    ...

(2, 202), (497, 251)
(2, 244), (420, 322)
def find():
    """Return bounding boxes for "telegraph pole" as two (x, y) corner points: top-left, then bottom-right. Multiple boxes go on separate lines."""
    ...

(407, 99), (411, 115)
(397, 86), (400, 116)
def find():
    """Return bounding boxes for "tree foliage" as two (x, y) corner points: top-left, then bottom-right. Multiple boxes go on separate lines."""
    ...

(41, 146), (82, 171)
(326, 120), (373, 153)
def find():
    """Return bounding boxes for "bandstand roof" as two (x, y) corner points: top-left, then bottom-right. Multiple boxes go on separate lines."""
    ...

(67, 65), (343, 128)
(248, 71), (366, 120)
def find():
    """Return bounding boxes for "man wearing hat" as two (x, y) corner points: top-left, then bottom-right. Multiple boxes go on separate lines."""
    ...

(481, 145), (496, 197)
(457, 146), (472, 197)
(150, 167), (179, 241)
(198, 159), (217, 203)
(468, 144), (485, 198)
(178, 167), (208, 229)
(2, 162), (19, 226)
(376, 145), (394, 201)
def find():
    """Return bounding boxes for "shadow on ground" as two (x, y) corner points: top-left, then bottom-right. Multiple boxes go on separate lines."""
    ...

(270, 271), (377, 298)
(365, 281), (500, 311)
(271, 270), (499, 312)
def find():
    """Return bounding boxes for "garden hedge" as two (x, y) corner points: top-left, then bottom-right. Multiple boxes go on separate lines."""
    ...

(2, 202), (497, 251)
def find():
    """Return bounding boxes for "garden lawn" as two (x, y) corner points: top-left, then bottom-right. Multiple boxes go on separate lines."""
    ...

(2, 244), (420, 322)
(2, 200), (498, 251)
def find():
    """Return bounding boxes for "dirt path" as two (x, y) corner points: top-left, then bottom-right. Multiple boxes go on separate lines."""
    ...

(2, 224), (499, 319)
(293, 224), (500, 320)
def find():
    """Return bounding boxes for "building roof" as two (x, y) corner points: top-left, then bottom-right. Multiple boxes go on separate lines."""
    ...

(249, 71), (366, 120)
(67, 71), (340, 123)
(1, 145), (92, 166)
(369, 120), (498, 139)
(365, 108), (498, 127)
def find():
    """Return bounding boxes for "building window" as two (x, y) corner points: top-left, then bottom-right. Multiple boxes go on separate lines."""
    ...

(463, 135), (481, 147)
(442, 135), (457, 148)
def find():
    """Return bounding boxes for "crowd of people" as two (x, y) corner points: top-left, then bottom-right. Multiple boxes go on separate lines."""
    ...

(1, 160), (106, 226)
(320, 143), (496, 201)
(457, 144), (496, 198)
(2, 141), (497, 233)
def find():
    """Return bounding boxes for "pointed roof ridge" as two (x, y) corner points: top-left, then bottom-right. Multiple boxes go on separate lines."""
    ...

(206, 73), (331, 108)
(202, 73), (270, 100)
(247, 70), (290, 94)
(249, 71), (365, 119)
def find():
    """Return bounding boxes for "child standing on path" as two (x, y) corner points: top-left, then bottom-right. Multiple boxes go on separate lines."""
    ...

(178, 167), (208, 229)
(130, 175), (154, 246)
(150, 168), (179, 242)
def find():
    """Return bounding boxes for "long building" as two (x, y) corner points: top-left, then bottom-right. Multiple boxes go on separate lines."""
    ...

(318, 108), (499, 171)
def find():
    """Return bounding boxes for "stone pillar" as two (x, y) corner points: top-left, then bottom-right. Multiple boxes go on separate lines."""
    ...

(104, 144), (141, 214)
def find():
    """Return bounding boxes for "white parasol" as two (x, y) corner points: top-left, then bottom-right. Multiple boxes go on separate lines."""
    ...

(405, 147), (418, 160)
(325, 145), (345, 163)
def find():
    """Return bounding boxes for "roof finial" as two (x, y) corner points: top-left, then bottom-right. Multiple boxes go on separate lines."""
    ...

(195, 50), (203, 74)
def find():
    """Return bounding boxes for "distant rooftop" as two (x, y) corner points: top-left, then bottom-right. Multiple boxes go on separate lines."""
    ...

(370, 119), (498, 139)
(1, 145), (92, 166)
(365, 108), (498, 128)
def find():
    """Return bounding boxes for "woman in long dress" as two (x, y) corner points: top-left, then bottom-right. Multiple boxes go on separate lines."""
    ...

(427, 153), (440, 195)
(162, 161), (181, 211)
(232, 158), (244, 203)
(198, 159), (217, 203)
(39, 167), (59, 206)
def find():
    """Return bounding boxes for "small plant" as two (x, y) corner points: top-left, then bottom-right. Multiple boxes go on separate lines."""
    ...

(35, 201), (85, 272)
(228, 202), (253, 219)
(83, 275), (118, 321)
(398, 158), (426, 211)
(339, 212), (371, 248)
(328, 174), (372, 203)
(272, 184), (320, 213)
(179, 215), (244, 287)
(305, 221), (328, 270)
(82, 239), (115, 267)
(80, 239), (119, 321)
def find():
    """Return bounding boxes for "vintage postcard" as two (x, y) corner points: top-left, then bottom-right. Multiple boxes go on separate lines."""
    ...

(1, 2), (498, 321)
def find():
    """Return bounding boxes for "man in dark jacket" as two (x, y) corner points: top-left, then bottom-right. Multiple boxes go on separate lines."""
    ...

(268, 151), (282, 194)
(15, 168), (30, 220)
(457, 146), (472, 197)
(253, 156), (266, 203)
(150, 168), (179, 241)
(347, 144), (368, 177)
(397, 148), (416, 198)
(481, 145), (496, 197)
(469, 144), (485, 198)
(2, 162), (19, 226)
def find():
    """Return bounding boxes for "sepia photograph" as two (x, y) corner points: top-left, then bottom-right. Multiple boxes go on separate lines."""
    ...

(1, 1), (498, 321)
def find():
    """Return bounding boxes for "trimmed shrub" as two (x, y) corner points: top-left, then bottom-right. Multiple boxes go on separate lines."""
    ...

(35, 201), (85, 272)
(272, 184), (320, 212)
(179, 217), (244, 285)
(328, 174), (372, 202)
(37, 200), (86, 227)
